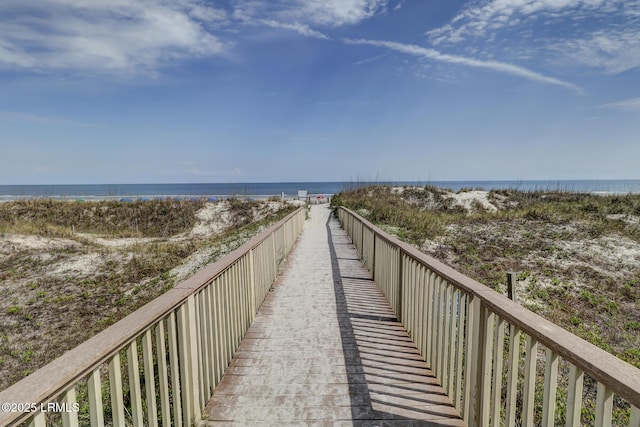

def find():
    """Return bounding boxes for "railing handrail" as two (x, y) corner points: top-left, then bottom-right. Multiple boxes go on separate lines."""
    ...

(339, 206), (640, 409)
(0, 207), (304, 425)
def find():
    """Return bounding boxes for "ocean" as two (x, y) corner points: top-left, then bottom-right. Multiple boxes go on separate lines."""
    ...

(1, 180), (639, 200)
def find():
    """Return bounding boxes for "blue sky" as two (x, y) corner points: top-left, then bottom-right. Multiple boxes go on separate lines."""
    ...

(0, 0), (638, 184)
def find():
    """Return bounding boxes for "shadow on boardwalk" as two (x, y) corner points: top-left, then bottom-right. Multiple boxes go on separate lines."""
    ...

(326, 210), (464, 427)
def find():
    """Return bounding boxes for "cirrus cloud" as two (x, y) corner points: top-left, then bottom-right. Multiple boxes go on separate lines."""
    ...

(345, 38), (583, 93)
(599, 97), (640, 112)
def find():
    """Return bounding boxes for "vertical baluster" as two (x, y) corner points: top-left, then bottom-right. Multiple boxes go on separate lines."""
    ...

(28, 412), (46, 427)
(404, 259), (411, 334)
(207, 282), (218, 388)
(463, 295), (481, 424)
(479, 309), (495, 427)
(398, 249), (402, 317)
(224, 273), (233, 364)
(436, 277), (445, 382)
(228, 266), (237, 353)
(447, 288), (458, 397)
(542, 349), (559, 427)
(522, 336), (538, 427)
(595, 383), (613, 427)
(220, 273), (229, 367)
(426, 271), (435, 368)
(442, 283), (453, 393)
(237, 261), (244, 340)
(155, 320), (171, 427)
(505, 326), (521, 426)
(87, 367), (104, 427)
(108, 353), (125, 426)
(168, 312), (183, 427)
(241, 256), (249, 333)
(127, 340), (144, 427)
(249, 249), (256, 318)
(491, 318), (506, 427)
(271, 231), (277, 278)
(219, 276), (228, 380)
(391, 246), (397, 314)
(203, 286), (214, 394)
(187, 296), (202, 424)
(565, 364), (583, 427)
(252, 248), (259, 305)
(142, 330), (159, 427)
(416, 265), (425, 358)
(193, 291), (204, 407)
(60, 387), (79, 427)
(407, 259), (415, 333)
(629, 405), (640, 427)
(178, 302), (194, 426)
(213, 279), (223, 384)
(454, 292), (467, 413)
(199, 289), (211, 398)
(234, 263), (241, 347)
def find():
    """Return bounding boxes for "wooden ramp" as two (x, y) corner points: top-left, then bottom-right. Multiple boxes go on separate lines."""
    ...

(202, 205), (464, 426)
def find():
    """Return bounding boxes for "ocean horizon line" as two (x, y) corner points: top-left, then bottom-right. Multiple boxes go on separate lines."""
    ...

(2, 178), (640, 186)
(1, 179), (640, 199)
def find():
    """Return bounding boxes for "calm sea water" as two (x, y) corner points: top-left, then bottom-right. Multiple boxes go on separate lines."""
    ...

(1, 180), (639, 200)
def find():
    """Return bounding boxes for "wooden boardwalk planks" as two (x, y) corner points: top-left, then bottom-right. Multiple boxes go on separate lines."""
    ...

(202, 205), (464, 426)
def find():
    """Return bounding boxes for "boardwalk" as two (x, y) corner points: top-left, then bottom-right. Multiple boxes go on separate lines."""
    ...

(203, 205), (464, 426)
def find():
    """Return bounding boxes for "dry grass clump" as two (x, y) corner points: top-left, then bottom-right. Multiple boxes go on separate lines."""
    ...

(0, 198), (206, 238)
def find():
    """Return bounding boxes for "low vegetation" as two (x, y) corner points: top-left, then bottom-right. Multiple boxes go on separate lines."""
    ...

(0, 197), (296, 390)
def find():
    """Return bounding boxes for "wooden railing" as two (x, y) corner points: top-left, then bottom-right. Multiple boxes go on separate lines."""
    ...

(0, 207), (306, 427)
(338, 206), (640, 427)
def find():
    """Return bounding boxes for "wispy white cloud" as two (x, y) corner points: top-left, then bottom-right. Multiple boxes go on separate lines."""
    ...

(344, 38), (583, 93)
(261, 19), (329, 39)
(291, 0), (391, 27)
(599, 97), (640, 112)
(425, 0), (640, 75)
(426, 0), (622, 45)
(0, 0), (229, 76)
(232, 0), (396, 28)
(552, 28), (640, 74)
(353, 54), (386, 66)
